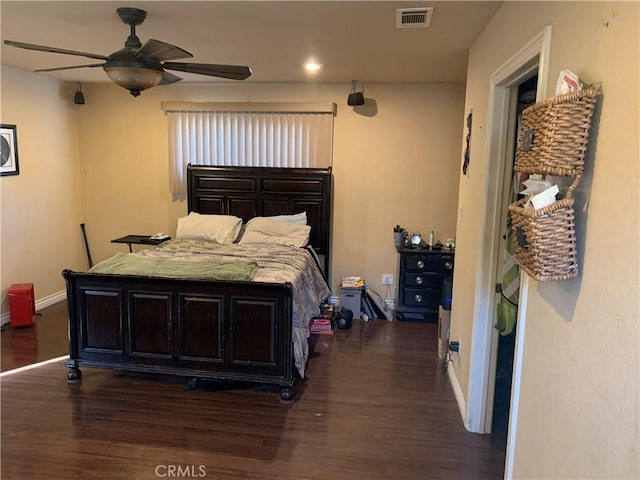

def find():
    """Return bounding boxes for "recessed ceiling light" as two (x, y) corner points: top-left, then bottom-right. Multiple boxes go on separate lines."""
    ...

(304, 61), (323, 73)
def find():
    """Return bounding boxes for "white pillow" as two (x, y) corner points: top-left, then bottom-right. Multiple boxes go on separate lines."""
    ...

(238, 217), (311, 248)
(246, 212), (307, 227)
(176, 212), (242, 244)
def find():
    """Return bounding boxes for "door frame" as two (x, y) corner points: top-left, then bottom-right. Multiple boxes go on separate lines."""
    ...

(484, 83), (522, 433)
(465, 24), (552, 458)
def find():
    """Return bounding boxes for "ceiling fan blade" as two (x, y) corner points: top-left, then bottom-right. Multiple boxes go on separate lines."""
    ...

(159, 70), (183, 85)
(4, 40), (108, 61)
(136, 39), (193, 61)
(35, 63), (105, 73)
(163, 62), (251, 80)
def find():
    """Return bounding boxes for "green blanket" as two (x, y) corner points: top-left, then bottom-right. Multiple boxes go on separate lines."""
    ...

(90, 252), (257, 281)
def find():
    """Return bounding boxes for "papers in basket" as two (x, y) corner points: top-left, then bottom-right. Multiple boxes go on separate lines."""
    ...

(555, 69), (586, 95)
(520, 177), (559, 210)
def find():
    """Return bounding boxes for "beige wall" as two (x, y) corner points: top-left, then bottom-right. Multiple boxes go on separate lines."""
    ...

(0, 66), (84, 317)
(0, 67), (463, 319)
(453, 2), (639, 478)
(75, 82), (463, 296)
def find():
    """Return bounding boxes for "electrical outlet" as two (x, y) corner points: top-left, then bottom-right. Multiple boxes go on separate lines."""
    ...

(449, 340), (462, 359)
(382, 274), (393, 285)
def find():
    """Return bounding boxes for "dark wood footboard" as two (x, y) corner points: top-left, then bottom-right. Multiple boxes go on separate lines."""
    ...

(63, 270), (295, 401)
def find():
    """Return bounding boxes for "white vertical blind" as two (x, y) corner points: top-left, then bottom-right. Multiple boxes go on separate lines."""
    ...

(163, 102), (335, 193)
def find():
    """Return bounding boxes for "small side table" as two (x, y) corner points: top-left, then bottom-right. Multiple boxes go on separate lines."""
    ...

(111, 235), (171, 252)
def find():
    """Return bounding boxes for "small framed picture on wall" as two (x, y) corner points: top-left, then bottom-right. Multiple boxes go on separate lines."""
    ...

(0, 124), (19, 176)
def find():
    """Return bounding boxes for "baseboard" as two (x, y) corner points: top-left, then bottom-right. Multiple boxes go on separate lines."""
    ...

(447, 360), (470, 430)
(1, 289), (66, 327)
(37, 290), (66, 310)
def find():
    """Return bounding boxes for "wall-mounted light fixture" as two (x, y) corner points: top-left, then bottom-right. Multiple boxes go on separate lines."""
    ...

(347, 80), (365, 106)
(74, 82), (85, 105)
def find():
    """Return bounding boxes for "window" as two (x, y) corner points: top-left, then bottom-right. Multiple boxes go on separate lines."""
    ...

(162, 102), (336, 193)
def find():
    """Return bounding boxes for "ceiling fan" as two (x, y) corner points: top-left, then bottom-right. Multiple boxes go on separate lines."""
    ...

(4, 7), (252, 97)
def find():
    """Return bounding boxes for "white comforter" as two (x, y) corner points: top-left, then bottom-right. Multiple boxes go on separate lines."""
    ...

(136, 239), (331, 377)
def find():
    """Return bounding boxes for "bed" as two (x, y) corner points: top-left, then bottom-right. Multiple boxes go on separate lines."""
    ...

(63, 165), (332, 403)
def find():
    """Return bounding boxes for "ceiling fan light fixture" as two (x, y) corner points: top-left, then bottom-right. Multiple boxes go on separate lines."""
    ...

(104, 66), (163, 96)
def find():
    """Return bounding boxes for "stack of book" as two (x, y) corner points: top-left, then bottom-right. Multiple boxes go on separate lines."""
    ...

(310, 302), (335, 335)
(310, 317), (333, 335)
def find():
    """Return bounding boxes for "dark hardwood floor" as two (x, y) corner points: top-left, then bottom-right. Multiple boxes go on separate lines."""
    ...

(1, 301), (68, 371)
(1, 302), (505, 479)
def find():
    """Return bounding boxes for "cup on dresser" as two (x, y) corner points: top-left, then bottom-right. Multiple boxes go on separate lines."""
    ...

(394, 231), (404, 247)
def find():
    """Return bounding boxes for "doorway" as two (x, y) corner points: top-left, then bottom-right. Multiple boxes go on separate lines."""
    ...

(490, 75), (538, 446)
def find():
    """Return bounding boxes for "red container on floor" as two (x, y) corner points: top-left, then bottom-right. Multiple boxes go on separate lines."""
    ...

(8, 283), (36, 328)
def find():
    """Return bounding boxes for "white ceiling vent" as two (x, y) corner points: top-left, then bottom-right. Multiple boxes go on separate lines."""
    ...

(396, 7), (433, 28)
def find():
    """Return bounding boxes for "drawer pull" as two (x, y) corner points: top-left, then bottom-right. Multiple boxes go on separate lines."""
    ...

(445, 261), (453, 270)
(416, 260), (424, 269)
(415, 276), (423, 285)
(414, 294), (423, 303)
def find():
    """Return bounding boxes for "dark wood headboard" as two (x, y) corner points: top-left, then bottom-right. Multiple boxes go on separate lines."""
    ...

(187, 165), (332, 276)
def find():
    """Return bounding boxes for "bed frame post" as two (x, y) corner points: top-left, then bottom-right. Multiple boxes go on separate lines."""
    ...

(63, 269), (82, 382)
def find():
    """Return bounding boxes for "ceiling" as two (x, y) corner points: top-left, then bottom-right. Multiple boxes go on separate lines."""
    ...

(0, 1), (502, 86)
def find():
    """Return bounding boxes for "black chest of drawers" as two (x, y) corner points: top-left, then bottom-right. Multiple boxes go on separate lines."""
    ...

(395, 246), (454, 322)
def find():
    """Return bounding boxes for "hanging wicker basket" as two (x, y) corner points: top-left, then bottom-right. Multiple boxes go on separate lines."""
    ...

(515, 86), (601, 177)
(508, 193), (578, 282)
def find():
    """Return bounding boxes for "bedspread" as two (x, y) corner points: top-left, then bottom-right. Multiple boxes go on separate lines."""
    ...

(133, 239), (331, 377)
(90, 251), (257, 281)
